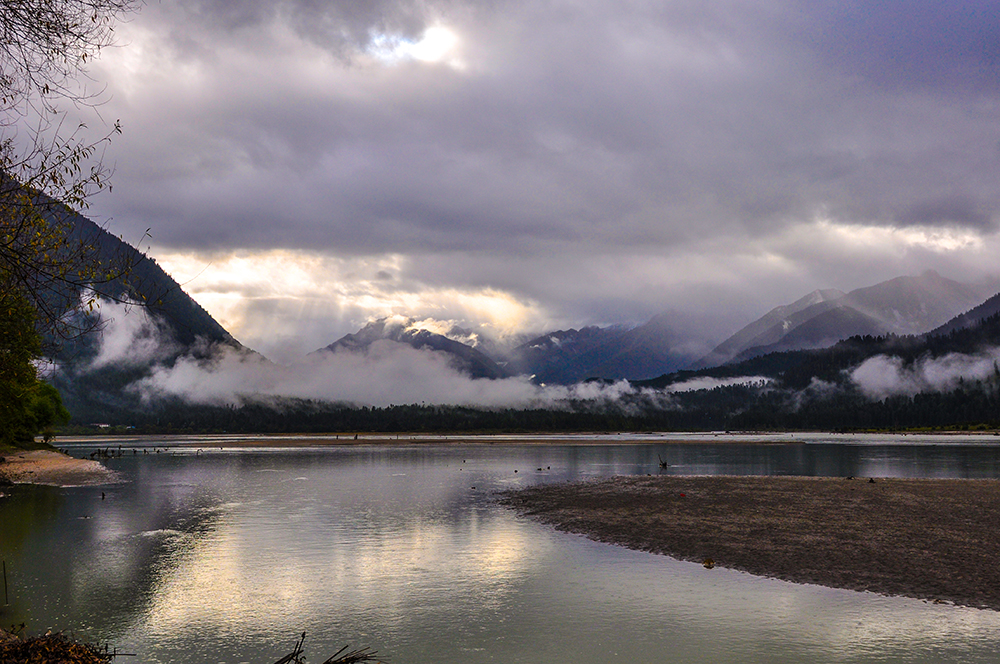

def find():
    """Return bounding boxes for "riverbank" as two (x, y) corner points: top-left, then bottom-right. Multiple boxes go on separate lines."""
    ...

(0, 450), (117, 487)
(499, 475), (1000, 611)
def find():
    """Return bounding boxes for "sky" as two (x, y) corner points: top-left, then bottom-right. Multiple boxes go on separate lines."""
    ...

(69, 0), (1000, 363)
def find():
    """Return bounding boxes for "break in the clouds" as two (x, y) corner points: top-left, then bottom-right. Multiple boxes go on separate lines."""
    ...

(72, 0), (1000, 360)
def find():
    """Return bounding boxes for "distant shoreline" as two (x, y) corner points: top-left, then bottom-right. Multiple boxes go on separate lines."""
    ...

(48, 430), (1000, 449)
(500, 475), (1000, 611)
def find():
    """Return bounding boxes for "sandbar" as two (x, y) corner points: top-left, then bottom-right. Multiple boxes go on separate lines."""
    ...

(499, 475), (1000, 610)
(0, 450), (117, 487)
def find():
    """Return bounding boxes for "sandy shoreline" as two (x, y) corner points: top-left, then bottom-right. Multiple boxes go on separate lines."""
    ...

(0, 450), (118, 487)
(499, 475), (1000, 611)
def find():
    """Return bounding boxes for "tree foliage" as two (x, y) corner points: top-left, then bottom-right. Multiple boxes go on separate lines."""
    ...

(1, 0), (138, 444)
(1, 0), (140, 338)
(0, 287), (68, 444)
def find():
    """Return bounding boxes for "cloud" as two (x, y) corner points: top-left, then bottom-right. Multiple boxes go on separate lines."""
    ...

(85, 299), (179, 370)
(127, 338), (674, 411)
(792, 1), (1000, 93)
(151, 249), (546, 362)
(849, 351), (1000, 400)
(65, 0), (1000, 355)
(67, 302), (665, 410)
(91, 0), (1000, 249)
(897, 196), (994, 231)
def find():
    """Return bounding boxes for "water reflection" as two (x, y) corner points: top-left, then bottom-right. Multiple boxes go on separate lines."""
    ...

(3, 440), (1000, 663)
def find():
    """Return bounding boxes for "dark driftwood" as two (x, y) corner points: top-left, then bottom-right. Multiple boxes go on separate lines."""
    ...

(272, 633), (383, 664)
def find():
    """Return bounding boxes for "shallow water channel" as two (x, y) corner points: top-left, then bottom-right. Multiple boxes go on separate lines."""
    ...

(4, 434), (1000, 663)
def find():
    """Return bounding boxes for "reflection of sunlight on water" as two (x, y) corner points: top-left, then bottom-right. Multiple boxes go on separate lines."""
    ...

(140, 529), (185, 538)
(139, 496), (540, 643)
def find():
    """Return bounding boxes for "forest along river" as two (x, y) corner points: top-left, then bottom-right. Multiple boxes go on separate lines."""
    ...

(4, 434), (1000, 664)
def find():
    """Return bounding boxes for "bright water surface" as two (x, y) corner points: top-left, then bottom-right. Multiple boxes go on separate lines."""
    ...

(4, 433), (1000, 663)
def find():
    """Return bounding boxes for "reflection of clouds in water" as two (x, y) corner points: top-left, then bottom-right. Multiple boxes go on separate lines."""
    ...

(141, 527), (311, 630)
(564, 546), (1000, 660)
(139, 506), (542, 635)
(133, 494), (1000, 662)
(196, 502), (243, 513)
(63, 497), (236, 626)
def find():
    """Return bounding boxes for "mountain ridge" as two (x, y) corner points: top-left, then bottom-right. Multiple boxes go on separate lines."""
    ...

(318, 318), (509, 380)
(701, 271), (994, 367)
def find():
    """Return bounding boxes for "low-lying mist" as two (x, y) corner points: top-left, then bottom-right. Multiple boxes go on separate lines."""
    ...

(850, 351), (1000, 400)
(79, 302), (676, 411)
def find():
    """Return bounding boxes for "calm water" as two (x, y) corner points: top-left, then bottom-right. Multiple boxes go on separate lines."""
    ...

(4, 435), (1000, 663)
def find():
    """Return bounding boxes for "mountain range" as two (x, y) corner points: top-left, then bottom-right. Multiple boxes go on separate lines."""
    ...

(317, 318), (507, 380)
(41, 207), (1000, 420)
(321, 271), (999, 385)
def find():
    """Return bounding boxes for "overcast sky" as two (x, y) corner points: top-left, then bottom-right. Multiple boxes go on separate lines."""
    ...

(74, 0), (1000, 362)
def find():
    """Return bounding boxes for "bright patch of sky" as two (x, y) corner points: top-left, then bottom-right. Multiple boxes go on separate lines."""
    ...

(155, 249), (541, 363)
(368, 25), (464, 68)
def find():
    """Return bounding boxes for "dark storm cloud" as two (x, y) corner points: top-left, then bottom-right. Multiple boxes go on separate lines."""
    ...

(792, 0), (1000, 92)
(898, 196), (994, 231)
(95, 0), (1000, 251)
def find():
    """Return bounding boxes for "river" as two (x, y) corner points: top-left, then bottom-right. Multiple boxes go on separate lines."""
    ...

(3, 433), (1000, 663)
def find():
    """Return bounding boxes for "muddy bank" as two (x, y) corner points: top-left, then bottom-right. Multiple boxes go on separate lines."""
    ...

(499, 475), (1000, 610)
(0, 450), (117, 487)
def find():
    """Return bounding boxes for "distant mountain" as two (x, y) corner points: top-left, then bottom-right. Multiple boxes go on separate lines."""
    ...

(318, 318), (509, 380)
(505, 326), (629, 384)
(702, 271), (993, 366)
(630, 308), (1000, 431)
(411, 321), (532, 362)
(68, 222), (238, 349)
(322, 313), (705, 385)
(642, 298), (1000, 394)
(505, 314), (704, 384)
(584, 313), (706, 381)
(695, 289), (844, 368)
(845, 271), (989, 332)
